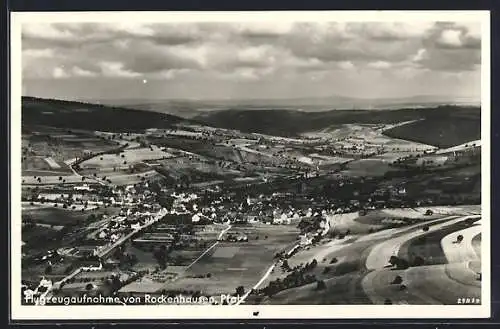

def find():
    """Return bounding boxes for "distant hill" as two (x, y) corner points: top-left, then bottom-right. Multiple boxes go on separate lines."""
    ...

(89, 94), (479, 119)
(382, 107), (481, 148)
(21, 97), (193, 132)
(194, 105), (481, 146)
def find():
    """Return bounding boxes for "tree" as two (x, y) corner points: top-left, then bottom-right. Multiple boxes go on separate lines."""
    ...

(85, 283), (94, 291)
(235, 285), (245, 296)
(456, 235), (464, 243)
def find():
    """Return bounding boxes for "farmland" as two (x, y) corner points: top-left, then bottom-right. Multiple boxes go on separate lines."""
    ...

(78, 146), (173, 170)
(154, 223), (300, 297)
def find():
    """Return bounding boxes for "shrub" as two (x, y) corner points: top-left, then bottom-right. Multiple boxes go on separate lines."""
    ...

(330, 257), (338, 264)
(235, 285), (245, 296)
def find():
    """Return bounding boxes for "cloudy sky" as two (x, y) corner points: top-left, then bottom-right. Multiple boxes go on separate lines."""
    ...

(21, 20), (482, 101)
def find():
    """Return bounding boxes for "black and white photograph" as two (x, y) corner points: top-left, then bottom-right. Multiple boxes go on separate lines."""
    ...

(10, 11), (490, 320)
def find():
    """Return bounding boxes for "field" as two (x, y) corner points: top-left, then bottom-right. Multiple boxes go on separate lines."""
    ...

(255, 205), (481, 305)
(99, 171), (162, 186)
(79, 146), (173, 169)
(161, 223), (300, 296)
(22, 126), (120, 179)
(309, 124), (435, 152)
(156, 156), (243, 183)
(149, 136), (243, 163)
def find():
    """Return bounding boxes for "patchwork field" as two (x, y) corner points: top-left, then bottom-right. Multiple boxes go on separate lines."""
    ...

(305, 124), (436, 152)
(79, 146), (173, 169)
(163, 223), (300, 296)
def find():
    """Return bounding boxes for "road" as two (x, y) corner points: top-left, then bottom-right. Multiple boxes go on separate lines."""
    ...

(97, 208), (168, 258)
(184, 224), (232, 270)
(236, 263), (277, 305)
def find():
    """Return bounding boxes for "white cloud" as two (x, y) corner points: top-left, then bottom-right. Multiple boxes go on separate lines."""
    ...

(338, 61), (354, 70)
(412, 48), (427, 62)
(72, 66), (98, 77)
(99, 61), (141, 78)
(52, 67), (69, 79)
(367, 61), (391, 69)
(438, 29), (462, 47)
